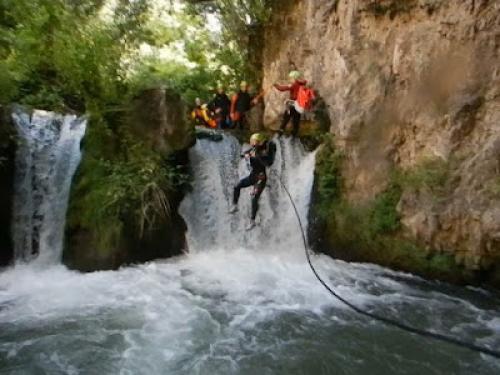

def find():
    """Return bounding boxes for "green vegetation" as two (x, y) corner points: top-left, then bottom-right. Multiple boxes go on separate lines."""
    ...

(314, 136), (343, 218)
(313, 142), (467, 281)
(0, 0), (140, 110)
(369, 177), (402, 234)
(68, 119), (190, 250)
(187, 0), (286, 84)
(396, 157), (451, 198)
(1, 1), (268, 253)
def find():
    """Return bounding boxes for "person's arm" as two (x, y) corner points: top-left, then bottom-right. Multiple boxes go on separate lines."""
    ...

(240, 147), (255, 158)
(251, 90), (265, 106)
(274, 83), (291, 91)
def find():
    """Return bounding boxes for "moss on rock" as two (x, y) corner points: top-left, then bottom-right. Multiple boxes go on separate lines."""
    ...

(64, 89), (195, 271)
(309, 140), (483, 286)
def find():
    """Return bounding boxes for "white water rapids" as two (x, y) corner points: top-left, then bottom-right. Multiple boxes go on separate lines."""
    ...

(0, 133), (499, 374)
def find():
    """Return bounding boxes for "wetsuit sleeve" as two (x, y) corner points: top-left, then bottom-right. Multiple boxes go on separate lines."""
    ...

(208, 96), (216, 111)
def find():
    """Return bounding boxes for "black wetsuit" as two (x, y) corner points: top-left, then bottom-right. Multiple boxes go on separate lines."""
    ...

(210, 93), (231, 128)
(233, 144), (272, 220)
(280, 105), (301, 137)
(233, 91), (253, 130)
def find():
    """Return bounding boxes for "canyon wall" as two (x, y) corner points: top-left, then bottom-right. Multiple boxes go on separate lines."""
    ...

(262, 0), (500, 285)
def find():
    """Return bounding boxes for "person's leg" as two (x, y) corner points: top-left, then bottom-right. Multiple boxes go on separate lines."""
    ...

(216, 114), (223, 129)
(239, 114), (246, 130)
(233, 175), (254, 205)
(223, 115), (230, 129)
(250, 176), (267, 220)
(280, 106), (292, 132)
(291, 106), (301, 137)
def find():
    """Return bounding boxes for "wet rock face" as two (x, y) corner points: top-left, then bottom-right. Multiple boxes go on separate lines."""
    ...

(263, 1), (500, 277)
(128, 88), (196, 154)
(0, 106), (15, 266)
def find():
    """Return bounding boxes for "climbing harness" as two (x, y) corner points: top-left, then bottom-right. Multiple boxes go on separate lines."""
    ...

(274, 169), (500, 360)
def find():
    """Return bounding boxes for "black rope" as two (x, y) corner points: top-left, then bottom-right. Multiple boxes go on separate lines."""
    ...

(274, 170), (500, 360)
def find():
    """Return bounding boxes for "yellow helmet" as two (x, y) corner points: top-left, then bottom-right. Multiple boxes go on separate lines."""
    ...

(289, 70), (303, 80)
(240, 80), (248, 89)
(250, 133), (266, 145)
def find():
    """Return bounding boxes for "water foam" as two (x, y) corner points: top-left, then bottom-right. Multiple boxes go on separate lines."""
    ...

(0, 133), (499, 374)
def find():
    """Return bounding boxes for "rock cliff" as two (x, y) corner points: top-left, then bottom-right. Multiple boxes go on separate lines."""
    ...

(262, 0), (500, 285)
(0, 106), (16, 266)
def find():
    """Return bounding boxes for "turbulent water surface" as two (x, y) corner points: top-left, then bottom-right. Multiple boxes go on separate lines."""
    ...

(1, 134), (499, 375)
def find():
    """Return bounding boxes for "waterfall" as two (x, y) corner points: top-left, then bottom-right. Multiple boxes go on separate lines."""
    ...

(11, 108), (87, 265)
(1, 131), (499, 374)
(179, 133), (316, 254)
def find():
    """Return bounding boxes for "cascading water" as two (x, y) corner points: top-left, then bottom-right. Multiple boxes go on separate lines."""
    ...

(11, 108), (87, 264)
(0, 132), (499, 374)
(179, 134), (314, 254)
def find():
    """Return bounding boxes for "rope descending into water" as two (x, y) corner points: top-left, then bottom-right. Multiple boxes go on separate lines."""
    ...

(274, 170), (500, 360)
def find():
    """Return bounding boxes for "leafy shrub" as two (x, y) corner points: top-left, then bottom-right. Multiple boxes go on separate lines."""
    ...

(69, 120), (190, 250)
(314, 136), (343, 218)
(369, 180), (402, 235)
(397, 157), (451, 197)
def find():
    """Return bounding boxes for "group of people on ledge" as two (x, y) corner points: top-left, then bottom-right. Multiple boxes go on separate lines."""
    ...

(191, 70), (316, 230)
(190, 70), (315, 138)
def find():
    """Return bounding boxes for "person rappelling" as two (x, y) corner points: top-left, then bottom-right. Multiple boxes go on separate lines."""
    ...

(229, 133), (277, 230)
(273, 70), (315, 137)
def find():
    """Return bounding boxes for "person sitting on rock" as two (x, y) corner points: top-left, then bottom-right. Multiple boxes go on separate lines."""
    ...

(191, 99), (217, 128)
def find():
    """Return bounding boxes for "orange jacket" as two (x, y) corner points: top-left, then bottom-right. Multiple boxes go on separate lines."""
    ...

(274, 79), (307, 100)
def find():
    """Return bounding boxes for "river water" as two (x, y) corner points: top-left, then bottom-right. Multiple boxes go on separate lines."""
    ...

(0, 134), (499, 374)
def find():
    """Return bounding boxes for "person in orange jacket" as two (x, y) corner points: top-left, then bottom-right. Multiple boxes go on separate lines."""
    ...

(191, 98), (217, 128)
(273, 70), (307, 137)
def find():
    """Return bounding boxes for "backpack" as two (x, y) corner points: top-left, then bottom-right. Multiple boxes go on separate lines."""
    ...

(295, 86), (316, 113)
